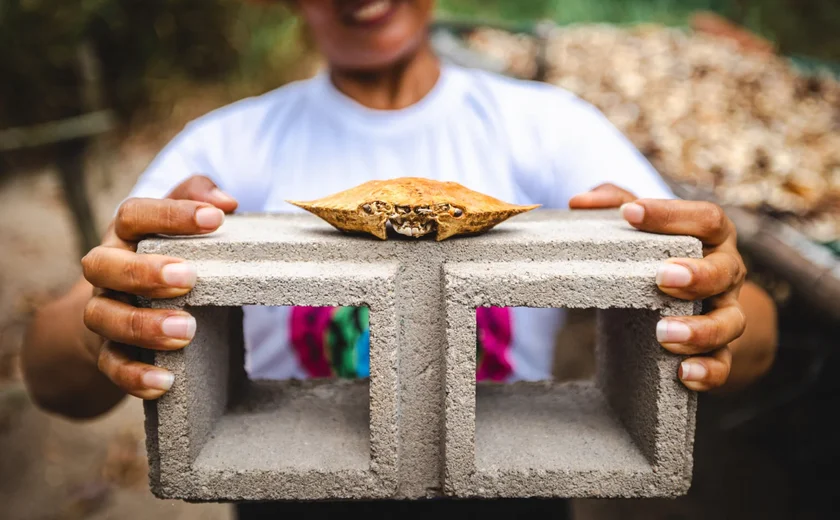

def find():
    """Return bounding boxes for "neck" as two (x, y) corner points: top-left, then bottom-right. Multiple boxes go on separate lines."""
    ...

(329, 43), (441, 110)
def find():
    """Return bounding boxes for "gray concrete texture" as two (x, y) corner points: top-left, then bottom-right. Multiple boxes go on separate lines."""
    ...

(137, 209), (702, 502)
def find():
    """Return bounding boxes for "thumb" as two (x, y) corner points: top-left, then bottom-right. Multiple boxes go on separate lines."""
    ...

(167, 175), (239, 214)
(569, 183), (637, 209)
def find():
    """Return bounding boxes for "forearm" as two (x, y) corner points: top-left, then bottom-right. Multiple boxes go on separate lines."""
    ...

(21, 278), (126, 419)
(717, 281), (779, 393)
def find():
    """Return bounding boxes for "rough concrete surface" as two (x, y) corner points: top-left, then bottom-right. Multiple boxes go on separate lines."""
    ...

(137, 209), (702, 502)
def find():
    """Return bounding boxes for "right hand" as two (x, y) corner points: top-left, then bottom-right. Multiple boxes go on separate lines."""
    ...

(81, 175), (238, 400)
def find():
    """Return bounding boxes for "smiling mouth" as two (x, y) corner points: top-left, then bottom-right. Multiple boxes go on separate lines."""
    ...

(341, 0), (399, 26)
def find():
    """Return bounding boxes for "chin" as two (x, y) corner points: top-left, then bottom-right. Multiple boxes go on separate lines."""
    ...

(333, 32), (426, 71)
(306, 0), (433, 72)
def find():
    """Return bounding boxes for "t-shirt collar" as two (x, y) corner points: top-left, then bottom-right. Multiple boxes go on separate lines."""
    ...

(306, 63), (465, 135)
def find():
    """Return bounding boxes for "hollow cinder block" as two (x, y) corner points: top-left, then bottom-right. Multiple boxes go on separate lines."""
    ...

(442, 262), (698, 498)
(141, 262), (401, 501)
(138, 209), (702, 502)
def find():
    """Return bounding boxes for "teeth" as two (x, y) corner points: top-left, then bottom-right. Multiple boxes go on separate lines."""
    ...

(353, 0), (391, 22)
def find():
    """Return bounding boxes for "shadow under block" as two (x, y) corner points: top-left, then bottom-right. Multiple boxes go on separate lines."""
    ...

(137, 210), (702, 501)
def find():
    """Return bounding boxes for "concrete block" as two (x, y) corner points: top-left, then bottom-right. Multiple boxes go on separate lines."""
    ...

(442, 262), (698, 498)
(141, 263), (401, 501)
(138, 209), (702, 502)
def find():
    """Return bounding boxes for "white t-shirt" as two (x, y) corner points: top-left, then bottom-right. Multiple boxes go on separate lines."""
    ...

(129, 64), (675, 382)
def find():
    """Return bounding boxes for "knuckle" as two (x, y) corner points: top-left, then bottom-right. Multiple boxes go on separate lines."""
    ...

(733, 305), (748, 335)
(705, 314), (726, 347)
(692, 324), (711, 348)
(694, 261), (718, 290)
(706, 204), (727, 233)
(108, 362), (134, 390)
(720, 348), (733, 377)
(96, 345), (111, 375)
(121, 254), (146, 290)
(183, 177), (206, 199)
(116, 199), (138, 227)
(735, 259), (748, 285)
(661, 203), (678, 227)
(126, 308), (148, 343)
(162, 201), (177, 230)
(83, 298), (99, 329)
(80, 248), (100, 279)
(164, 200), (192, 232)
(172, 175), (213, 202)
(181, 174), (202, 188)
(719, 257), (739, 287)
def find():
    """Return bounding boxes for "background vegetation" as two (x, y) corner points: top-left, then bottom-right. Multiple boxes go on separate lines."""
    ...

(2, 0), (839, 129)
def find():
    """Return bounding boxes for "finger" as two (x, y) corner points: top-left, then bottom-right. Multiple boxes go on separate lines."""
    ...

(678, 345), (732, 392)
(655, 251), (746, 300)
(82, 246), (196, 298)
(620, 199), (733, 246)
(98, 222), (136, 251)
(98, 342), (175, 400)
(84, 295), (196, 351)
(167, 175), (239, 214)
(569, 183), (637, 209)
(656, 303), (747, 355)
(115, 197), (225, 241)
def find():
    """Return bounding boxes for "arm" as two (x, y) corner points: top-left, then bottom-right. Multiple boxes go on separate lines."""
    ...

(718, 279), (777, 392)
(22, 278), (125, 419)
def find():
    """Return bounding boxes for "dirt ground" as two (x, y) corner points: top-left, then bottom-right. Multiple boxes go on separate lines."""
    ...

(0, 92), (238, 520)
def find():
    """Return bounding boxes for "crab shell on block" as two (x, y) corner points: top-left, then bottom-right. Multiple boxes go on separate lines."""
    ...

(286, 177), (541, 241)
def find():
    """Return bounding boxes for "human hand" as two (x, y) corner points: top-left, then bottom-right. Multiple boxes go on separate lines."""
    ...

(570, 184), (747, 392)
(81, 176), (238, 400)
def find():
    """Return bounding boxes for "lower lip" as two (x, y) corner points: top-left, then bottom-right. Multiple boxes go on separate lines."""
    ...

(344, 0), (400, 27)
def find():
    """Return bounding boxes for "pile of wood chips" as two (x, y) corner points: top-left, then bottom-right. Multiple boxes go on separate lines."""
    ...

(465, 21), (840, 244)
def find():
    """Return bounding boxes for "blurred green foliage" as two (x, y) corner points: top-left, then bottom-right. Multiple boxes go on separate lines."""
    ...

(438, 0), (840, 61)
(437, 0), (730, 25)
(2, 0), (838, 129)
(0, 0), (306, 128)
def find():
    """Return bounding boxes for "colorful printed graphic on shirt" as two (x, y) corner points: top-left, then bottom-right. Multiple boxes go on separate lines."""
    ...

(326, 306), (370, 379)
(476, 307), (514, 381)
(289, 306), (369, 379)
(290, 306), (512, 381)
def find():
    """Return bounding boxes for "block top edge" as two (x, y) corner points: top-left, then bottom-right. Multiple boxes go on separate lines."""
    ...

(137, 210), (702, 261)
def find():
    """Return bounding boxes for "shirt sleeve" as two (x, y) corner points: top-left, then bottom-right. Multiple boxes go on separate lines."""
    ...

(125, 121), (222, 204)
(545, 95), (677, 208)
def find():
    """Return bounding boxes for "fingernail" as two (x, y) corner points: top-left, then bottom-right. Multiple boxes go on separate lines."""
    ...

(620, 203), (645, 224)
(161, 263), (197, 288)
(143, 370), (174, 391)
(161, 315), (196, 340)
(195, 207), (225, 229)
(657, 319), (692, 343)
(210, 188), (236, 204)
(656, 263), (693, 288)
(680, 362), (708, 382)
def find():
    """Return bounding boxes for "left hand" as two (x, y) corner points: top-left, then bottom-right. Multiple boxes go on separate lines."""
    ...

(569, 184), (747, 392)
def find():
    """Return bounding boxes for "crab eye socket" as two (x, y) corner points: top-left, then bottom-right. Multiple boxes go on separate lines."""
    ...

(396, 205), (411, 214)
(362, 204), (373, 214)
(452, 208), (464, 218)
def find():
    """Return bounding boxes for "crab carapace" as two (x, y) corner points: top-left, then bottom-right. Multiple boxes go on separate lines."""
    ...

(287, 177), (541, 241)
